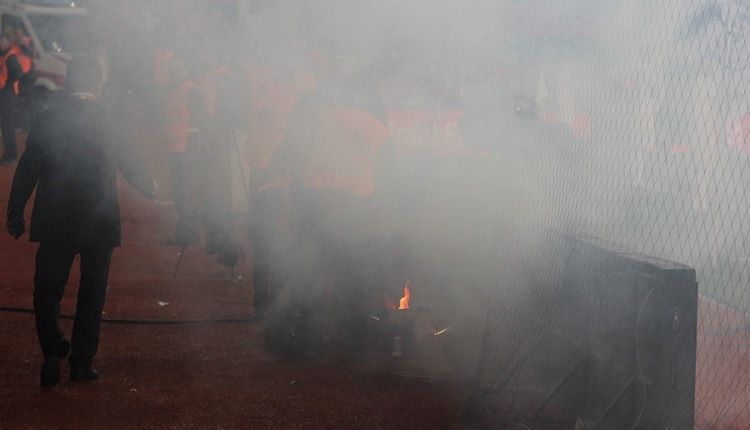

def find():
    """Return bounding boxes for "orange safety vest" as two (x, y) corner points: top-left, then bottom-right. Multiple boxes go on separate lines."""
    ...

(166, 80), (198, 153)
(196, 66), (230, 118)
(244, 64), (316, 169)
(301, 107), (390, 197)
(0, 46), (31, 94)
(13, 45), (31, 74)
(154, 49), (175, 85)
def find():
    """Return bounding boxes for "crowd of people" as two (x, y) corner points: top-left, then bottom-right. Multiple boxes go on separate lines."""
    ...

(3, 27), (421, 386)
(145, 38), (410, 361)
(3, 17), (542, 385)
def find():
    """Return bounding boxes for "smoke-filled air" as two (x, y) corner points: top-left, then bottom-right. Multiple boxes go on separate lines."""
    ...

(1, 0), (749, 428)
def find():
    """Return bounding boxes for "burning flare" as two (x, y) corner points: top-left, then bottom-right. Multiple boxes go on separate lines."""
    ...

(399, 281), (410, 310)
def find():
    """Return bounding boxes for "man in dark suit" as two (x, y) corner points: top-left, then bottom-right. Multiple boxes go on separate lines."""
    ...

(5, 54), (156, 389)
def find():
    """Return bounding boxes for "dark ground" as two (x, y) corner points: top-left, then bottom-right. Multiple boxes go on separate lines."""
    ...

(0, 136), (472, 430)
(2, 127), (749, 429)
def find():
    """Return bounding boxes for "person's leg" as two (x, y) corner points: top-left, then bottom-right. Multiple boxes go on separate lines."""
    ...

(213, 142), (239, 265)
(202, 142), (237, 263)
(333, 246), (369, 357)
(68, 246), (112, 378)
(253, 189), (281, 317)
(202, 145), (221, 255)
(33, 242), (77, 357)
(169, 152), (198, 244)
(33, 242), (77, 388)
(297, 198), (335, 357)
(252, 232), (271, 317)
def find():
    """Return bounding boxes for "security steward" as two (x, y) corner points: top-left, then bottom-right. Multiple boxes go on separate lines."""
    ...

(11, 26), (35, 129)
(195, 51), (240, 266)
(151, 46), (175, 127)
(0, 35), (29, 165)
(245, 54), (316, 319)
(164, 55), (208, 245)
(263, 56), (398, 358)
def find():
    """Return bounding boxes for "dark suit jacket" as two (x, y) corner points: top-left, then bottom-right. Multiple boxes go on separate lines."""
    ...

(7, 97), (155, 247)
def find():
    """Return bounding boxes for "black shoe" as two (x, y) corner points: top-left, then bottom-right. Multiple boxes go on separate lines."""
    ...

(40, 338), (70, 389)
(70, 367), (99, 383)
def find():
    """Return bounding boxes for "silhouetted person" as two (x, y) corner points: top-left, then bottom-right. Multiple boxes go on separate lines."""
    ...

(5, 54), (156, 389)
(245, 50), (316, 318)
(0, 35), (22, 165)
(264, 55), (398, 358)
(164, 55), (207, 245)
(195, 49), (241, 266)
(8, 25), (35, 130)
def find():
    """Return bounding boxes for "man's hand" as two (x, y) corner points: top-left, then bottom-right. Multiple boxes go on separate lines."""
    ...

(6, 215), (25, 239)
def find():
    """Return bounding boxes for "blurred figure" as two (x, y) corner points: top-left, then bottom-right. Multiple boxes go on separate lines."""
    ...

(5, 54), (156, 388)
(0, 35), (25, 165)
(13, 25), (34, 58)
(11, 25), (36, 129)
(244, 49), (316, 319)
(424, 75), (545, 359)
(151, 45), (175, 127)
(263, 55), (399, 358)
(144, 23), (181, 131)
(154, 48), (175, 87)
(195, 48), (243, 266)
(164, 55), (208, 245)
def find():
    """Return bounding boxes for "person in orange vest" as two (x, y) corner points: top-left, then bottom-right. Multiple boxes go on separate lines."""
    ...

(147, 45), (176, 130)
(244, 51), (317, 320)
(154, 49), (175, 87)
(0, 35), (25, 165)
(10, 26), (35, 131)
(11, 26), (36, 87)
(164, 55), (208, 245)
(194, 49), (244, 266)
(12, 26), (34, 85)
(263, 55), (399, 358)
(13, 26), (34, 58)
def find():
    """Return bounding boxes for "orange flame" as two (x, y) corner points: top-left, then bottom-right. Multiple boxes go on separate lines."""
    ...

(399, 281), (410, 310)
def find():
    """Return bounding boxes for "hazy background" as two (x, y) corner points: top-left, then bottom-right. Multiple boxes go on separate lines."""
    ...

(63, 0), (750, 425)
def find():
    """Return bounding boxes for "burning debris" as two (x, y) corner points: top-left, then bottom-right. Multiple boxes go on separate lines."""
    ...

(399, 281), (411, 310)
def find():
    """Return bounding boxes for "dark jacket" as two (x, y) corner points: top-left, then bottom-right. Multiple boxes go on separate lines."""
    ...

(7, 97), (155, 247)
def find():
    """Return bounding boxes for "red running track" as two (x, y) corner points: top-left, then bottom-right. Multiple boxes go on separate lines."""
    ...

(0, 132), (748, 429)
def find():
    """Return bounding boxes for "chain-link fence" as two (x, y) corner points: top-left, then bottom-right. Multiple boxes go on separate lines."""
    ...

(463, 1), (750, 429)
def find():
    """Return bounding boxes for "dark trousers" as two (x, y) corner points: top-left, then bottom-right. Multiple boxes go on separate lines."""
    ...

(282, 190), (385, 354)
(33, 242), (113, 369)
(250, 187), (288, 316)
(202, 141), (233, 248)
(0, 90), (16, 160)
(169, 151), (199, 242)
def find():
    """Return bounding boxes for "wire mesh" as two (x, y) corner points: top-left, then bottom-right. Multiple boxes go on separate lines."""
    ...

(465, 1), (750, 429)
